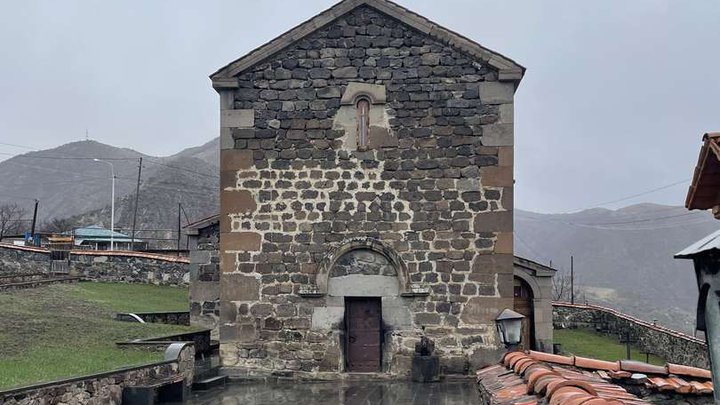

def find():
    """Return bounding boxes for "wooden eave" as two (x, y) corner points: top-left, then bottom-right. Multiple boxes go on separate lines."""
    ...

(210, 0), (525, 90)
(686, 132), (720, 210)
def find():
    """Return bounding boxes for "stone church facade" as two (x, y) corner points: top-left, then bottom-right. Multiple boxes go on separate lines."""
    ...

(211, 0), (524, 376)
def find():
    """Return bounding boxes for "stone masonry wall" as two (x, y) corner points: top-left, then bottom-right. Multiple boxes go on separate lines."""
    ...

(0, 244), (49, 274)
(218, 5), (516, 376)
(71, 253), (189, 286)
(189, 222), (221, 337)
(553, 303), (709, 369)
(0, 244), (190, 287)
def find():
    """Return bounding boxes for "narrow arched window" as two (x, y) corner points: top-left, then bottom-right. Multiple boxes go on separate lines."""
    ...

(357, 98), (370, 150)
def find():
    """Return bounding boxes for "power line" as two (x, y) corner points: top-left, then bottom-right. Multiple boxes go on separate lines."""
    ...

(0, 142), (37, 150)
(142, 159), (220, 179)
(517, 210), (709, 231)
(565, 179), (691, 213)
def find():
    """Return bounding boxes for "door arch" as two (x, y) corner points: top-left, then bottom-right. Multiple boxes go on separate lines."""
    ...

(513, 276), (535, 350)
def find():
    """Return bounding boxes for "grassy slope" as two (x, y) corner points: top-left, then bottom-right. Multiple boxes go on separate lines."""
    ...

(555, 328), (665, 365)
(0, 282), (191, 389)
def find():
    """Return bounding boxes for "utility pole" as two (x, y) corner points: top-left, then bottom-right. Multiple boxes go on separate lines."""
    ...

(625, 330), (631, 360)
(177, 202), (181, 256)
(93, 159), (115, 251)
(570, 255), (575, 305)
(179, 204), (191, 250)
(130, 157), (142, 251)
(30, 199), (39, 245)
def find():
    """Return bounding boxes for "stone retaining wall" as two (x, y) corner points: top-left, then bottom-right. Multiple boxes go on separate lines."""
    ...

(0, 276), (80, 292)
(0, 245), (49, 274)
(0, 343), (194, 405)
(0, 244), (190, 287)
(553, 302), (709, 368)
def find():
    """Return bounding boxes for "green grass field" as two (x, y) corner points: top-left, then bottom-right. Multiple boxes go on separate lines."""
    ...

(554, 328), (665, 365)
(0, 282), (192, 389)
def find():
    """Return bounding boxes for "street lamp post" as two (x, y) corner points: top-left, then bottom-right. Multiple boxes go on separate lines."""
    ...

(93, 159), (115, 251)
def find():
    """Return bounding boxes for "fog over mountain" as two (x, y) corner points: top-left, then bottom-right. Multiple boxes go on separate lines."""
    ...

(2, 139), (715, 332)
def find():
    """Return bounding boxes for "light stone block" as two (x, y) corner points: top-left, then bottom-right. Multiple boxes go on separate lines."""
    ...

(498, 104), (514, 123)
(482, 123), (513, 146)
(328, 275), (399, 297)
(220, 109), (254, 128)
(382, 297), (412, 328)
(340, 82), (387, 104)
(478, 82), (514, 105)
(220, 128), (234, 150)
(311, 307), (345, 330)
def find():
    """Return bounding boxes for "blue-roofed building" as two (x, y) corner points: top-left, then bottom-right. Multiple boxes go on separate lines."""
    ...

(65, 225), (146, 251)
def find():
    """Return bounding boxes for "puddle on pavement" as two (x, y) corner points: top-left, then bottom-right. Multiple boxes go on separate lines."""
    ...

(186, 380), (480, 405)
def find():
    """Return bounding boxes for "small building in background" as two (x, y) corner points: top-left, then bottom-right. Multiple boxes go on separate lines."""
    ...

(513, 256), (555, 353)
(66, 225), (146, 251)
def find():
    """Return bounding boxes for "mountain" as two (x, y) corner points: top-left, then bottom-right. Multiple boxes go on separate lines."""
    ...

(515, 204), (718, 333)
(0, 139), (219, 237)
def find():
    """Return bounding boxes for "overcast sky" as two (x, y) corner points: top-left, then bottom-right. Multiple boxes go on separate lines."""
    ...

(1, 0), (719, 213)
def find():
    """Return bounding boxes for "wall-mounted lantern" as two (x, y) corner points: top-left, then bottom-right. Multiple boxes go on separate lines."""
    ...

(496, 308), (525, 351)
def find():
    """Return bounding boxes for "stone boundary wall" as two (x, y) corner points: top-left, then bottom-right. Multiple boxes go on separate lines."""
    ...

(0, 276), (80, 292)
(0, 244), (190, 287)
(553, 302), (709, 369)
(0, 342), (194, 405)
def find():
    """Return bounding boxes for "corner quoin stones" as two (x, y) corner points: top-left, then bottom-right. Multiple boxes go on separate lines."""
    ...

(212, 0), (522, 376)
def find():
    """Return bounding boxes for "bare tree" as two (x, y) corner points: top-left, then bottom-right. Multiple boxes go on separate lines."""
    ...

(0, 202), (26, 241)
(552, 269), (586, 303)
(552, 270), (572, 301)
(42, 217), (77, 234)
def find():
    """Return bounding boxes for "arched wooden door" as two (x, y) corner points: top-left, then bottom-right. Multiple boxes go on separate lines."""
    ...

(513, 277), (535, 351)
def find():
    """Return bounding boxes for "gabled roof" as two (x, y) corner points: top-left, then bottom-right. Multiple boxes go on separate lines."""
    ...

(211, 0), (524, 89)
(65, 225), (135, 241)
(685, 132), (720, 211)
(514, 255), (557, 277)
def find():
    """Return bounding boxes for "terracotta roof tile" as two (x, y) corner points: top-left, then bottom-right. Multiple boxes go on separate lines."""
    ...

(647, 377), (674, 391)
(667, 363), (712, 379)
(619, 360), (667, 375)
(479, 350), (715, 404)
(667, 376), (694, 394)
(574, 356), (620, 371)
(690, 380), (713, 394)
(528, 350), (575, 366)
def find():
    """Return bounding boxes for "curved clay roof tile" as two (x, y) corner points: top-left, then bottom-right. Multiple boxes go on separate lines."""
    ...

(547, 380), (599, 397)
(527, 370), (561, 394)
(515, 358), (537, 374)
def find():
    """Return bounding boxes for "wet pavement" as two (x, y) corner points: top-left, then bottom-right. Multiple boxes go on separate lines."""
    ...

(187, 380), (480, 405)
